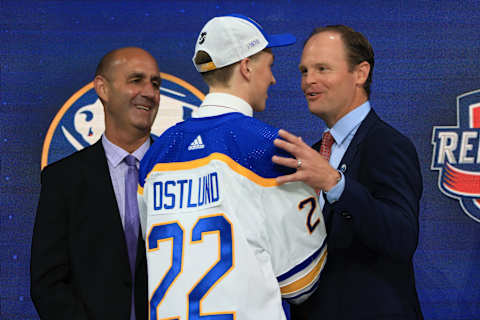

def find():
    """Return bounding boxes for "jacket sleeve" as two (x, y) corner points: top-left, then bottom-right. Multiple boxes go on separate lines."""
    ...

(327, 127), (422, 263)
(30, 166), (88, 320)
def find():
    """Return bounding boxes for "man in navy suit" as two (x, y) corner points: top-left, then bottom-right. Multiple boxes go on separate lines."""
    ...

(30, 47), (161, 319)
(272, 25), (423, 319)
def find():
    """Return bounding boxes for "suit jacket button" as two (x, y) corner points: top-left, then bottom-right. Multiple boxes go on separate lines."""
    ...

(124, 279), (132, 288)
(340, 211), (352, 219)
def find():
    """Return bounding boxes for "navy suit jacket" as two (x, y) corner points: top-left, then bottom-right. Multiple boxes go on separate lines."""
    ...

(291, 109), (423, 319)
(30, 140), (148, 320)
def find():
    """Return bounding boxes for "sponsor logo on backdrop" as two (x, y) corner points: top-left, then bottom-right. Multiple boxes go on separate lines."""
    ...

(432, 89), (480, 223)
(42, 73), (205, 169)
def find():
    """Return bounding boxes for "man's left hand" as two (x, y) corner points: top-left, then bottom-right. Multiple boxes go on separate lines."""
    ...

(272, 129), (340, 191)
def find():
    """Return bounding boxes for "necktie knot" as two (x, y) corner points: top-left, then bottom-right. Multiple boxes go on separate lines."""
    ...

(320, 131), (335, 161)
(124, 155), (137, 167)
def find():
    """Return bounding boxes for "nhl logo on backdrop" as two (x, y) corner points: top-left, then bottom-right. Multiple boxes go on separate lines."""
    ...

(432, 89), (480, 223)
(42, 72), (204, 169)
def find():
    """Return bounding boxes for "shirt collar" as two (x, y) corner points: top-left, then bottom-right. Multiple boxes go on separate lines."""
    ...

(102, 134), (151, 167)
(192, 92), (253, 118)
(329, 101), (371, 145)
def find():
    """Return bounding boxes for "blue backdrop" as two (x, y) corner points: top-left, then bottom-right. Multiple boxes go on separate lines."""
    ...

(1, 1), (479, 319)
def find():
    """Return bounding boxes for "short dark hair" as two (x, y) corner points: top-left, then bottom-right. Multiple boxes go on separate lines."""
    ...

(306, 25), (374, 97)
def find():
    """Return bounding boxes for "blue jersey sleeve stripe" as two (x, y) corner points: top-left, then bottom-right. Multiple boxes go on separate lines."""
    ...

(279, 246), (327, 295)
(277, 238), (327, 282)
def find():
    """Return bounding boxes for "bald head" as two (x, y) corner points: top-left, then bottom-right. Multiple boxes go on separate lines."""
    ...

(93, 46), (161, 152)
(95, 47), (158, 80)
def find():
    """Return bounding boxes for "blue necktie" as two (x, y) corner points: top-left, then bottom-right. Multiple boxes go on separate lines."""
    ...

(124, 155), (139, 320)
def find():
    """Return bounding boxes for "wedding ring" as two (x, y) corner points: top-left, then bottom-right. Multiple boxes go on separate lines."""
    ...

(296, 159), (302, 169)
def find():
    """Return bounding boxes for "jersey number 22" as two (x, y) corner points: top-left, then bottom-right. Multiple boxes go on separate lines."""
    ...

(148, 214), (234, 320)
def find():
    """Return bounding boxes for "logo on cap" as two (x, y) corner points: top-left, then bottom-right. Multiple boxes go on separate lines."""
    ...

(41, 72), (205, 169)
(431, 89), (480, 223)
(199, 32), (207, 45)
(247, 39), (260, 49)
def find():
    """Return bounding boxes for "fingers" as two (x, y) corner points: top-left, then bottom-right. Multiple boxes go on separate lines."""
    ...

(272, 155), (297, 168)
(276, 172), (300, 185)
(277, 129), (298, 142)
(274, 129), (308, 157)
(273, 137), (296, 155)
(278, 129), (309, 150)
(278, 129), (305, 145)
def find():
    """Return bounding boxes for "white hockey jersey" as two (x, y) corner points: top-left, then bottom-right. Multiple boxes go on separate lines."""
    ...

(138, 110), (327, 320)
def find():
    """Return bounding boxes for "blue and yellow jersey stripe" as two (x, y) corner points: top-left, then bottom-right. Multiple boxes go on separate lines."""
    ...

(138, 152), (279, 196)
(278, 240), (327, 300)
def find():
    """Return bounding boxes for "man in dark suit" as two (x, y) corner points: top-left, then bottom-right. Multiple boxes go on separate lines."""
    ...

(272, 26), (423, 319)
(30, 47), (161, 320)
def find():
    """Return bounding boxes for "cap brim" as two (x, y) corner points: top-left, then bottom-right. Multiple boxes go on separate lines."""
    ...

(266, 33), (296, 48)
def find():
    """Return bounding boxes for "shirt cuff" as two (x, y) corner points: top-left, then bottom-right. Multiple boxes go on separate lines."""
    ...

(325, 171), (344, 204)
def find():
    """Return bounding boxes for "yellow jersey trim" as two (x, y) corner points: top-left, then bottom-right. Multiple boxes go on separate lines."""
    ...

(280, 248), (327, 295)
(138, 152), (279, 195)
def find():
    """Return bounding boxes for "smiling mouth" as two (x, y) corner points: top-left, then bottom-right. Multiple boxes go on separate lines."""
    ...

(136, 105), (151, 111)
(305, 92), (322, 98)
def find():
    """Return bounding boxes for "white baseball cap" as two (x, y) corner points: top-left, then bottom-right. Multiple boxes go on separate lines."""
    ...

(193, 14), (296, 73)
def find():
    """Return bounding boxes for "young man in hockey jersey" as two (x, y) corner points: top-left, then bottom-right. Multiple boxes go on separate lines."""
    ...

(137, 14), (327, 320)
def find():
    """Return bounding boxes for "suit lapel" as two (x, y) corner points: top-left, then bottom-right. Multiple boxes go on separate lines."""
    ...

(315, 109), (379, 228)
(88, 139), (148, 270)
(312, 109), (379, 169)
(81, 141), (132, 266)
(83, 140), (121, 217)
(337, 109), (379, 170)
(84, 137), (153, 271)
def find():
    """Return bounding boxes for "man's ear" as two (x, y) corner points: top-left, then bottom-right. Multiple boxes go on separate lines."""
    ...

(93, 75), (109, 103)
(355, 61), (370, 87)
(239, 58), (252, 81)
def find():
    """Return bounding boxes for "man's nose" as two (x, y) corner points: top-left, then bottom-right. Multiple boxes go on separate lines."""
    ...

(142, 82), (157, 98)
(304, 70), (317, 85)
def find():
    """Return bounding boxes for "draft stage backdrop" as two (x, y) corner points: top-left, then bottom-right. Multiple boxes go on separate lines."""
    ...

(1, 1), (479, 319)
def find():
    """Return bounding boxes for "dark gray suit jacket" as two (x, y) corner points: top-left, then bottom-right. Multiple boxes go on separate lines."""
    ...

(31, 140), (148, 320)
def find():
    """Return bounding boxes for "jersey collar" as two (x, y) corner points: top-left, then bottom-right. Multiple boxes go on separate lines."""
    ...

(192, 92), (254, 118)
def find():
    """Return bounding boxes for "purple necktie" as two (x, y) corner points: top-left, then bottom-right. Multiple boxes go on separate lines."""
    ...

(124, 155), (139, 320)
